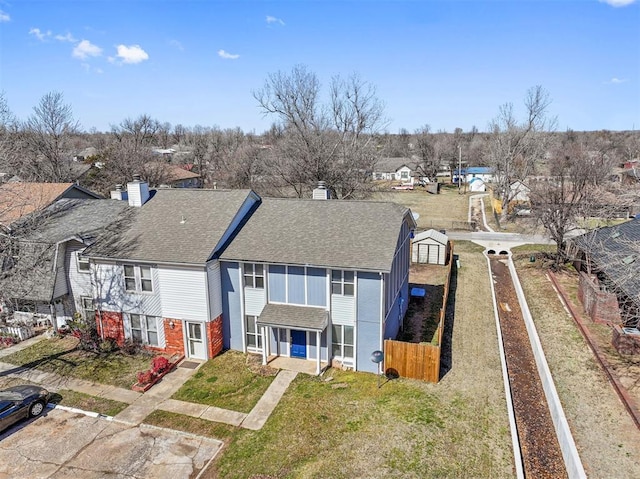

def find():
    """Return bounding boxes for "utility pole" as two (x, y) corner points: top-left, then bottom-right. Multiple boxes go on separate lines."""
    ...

(458, 144), (462, 194)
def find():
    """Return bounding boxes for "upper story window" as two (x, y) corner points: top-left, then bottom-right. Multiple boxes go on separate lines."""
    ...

(76, 252), (90, 273)
(331, 270), (354, 296)
(243, 263), (264, 289)
(123, 264), (153, 293)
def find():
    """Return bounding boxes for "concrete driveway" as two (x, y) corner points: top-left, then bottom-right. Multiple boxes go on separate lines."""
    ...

(0, 407), (222, 479)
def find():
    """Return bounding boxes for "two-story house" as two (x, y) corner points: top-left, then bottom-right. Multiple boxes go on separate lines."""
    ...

(85, 176), (259, 359)
(83, 178), (415, 375)
(219, 184), (415, 374)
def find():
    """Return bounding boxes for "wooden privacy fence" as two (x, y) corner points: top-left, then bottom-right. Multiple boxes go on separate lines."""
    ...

(384, 242), (454, 383)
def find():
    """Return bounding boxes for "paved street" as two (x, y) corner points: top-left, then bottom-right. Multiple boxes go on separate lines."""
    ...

(0, 407), (222, 479)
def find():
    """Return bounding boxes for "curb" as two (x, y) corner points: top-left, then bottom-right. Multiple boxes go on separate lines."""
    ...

(47, 402), (114, 421)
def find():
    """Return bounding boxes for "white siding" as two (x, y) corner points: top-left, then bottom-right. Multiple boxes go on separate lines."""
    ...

(207, 261), (223, 319)
(93, 262), (162, 316)
(66, 242), (93, 309)
(245, 288), (266, 316)
(157, 265), (208, 321)
(331, 295), (355, 325)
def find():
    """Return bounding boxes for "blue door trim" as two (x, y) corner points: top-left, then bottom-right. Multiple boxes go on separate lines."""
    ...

(290, 330), (307, 358)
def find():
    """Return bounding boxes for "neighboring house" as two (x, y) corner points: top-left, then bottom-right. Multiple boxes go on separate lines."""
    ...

(0, 182), (102, 228)
(219, 184), (416, 374)
(464, 167), (494, 183)
(86, 177), (261, 361)
(569, 218), (640, 327)
(411, 229), (449, 265)
(144, 162), (202, 188)
(468, 177), (486, 192)
(0, 199), (129, 328)
(621, 168), (639, 186)
(373, 158), (418, 182)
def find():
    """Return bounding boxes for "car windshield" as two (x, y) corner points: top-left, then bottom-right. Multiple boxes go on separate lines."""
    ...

(0, 392), (22, 401)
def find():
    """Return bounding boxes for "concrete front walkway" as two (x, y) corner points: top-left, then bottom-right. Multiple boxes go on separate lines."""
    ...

(0, 337), (297, 431)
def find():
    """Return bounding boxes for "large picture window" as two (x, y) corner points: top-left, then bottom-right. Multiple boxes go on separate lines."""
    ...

(331, 324), (354, 359)
(331, 270), (354, 296)
(243, 263), (264, 289)
(128, 314), (159, 346)
(245, 315), (262, 350)
(123, 264), (154, 293)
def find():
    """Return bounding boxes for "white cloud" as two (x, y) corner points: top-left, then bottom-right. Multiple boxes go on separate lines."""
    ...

(605, 77), (628, 84)
(266, 15), (285, 26)
(599, 0), (637, 6)
(0, 10), (10, 22)
(114, 44), (149, 64)
(73, 39), (102, 59)
(55, 32), (77, 43)
(218, 49), (239, 60)
(29, 28), (51, 41)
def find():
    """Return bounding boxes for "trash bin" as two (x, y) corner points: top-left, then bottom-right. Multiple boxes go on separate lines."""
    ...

(529, 255), (536, 262)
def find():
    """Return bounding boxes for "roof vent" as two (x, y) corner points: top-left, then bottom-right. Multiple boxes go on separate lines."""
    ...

(312, 181), (330, 200)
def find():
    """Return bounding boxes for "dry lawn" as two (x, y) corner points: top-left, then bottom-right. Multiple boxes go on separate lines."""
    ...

(516, 261), (640, 478)
(373, 186), (469, 230)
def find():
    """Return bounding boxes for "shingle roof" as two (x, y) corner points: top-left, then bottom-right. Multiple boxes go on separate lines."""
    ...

(257, 303), (328, 331)
(413, 228), (448, 245)
(572, 218), (640, 305)
(220, 197), (413, 272)
(86, 189), (255, 264)
(0, 182), (100, 226)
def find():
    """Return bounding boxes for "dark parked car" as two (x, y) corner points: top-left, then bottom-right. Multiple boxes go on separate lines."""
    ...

(0, 385), (50, 432)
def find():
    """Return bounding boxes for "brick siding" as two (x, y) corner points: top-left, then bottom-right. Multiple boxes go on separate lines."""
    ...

(96, 311), (124, 345)
(207, 314), (223, 359)
(163, 318), (185, 356)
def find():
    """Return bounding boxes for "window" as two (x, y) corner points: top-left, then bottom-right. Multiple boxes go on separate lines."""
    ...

(123, 264), (153, 293)
(243, 263), (264, 289)
(129, 314), (159, 346)
(332, 324), (354, 359)
(245, 315), (262, 350)
(331, 270), (354, 296)
(140, 266), (153, 292)
(400, 170), (409, 179)
(77, 252), (90, 273)
(80, 297), (94, 321)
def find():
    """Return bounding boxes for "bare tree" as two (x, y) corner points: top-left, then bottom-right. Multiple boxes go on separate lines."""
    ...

(254, 65), (386, 199)
(0, 93), (21, 179)
(23, 91), (80, 182)
(529, 134), (626, 265)
(488, 86), (556, 222)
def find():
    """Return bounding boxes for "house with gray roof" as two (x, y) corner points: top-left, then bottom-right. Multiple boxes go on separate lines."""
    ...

(83, 177), (415, 375)
(0, 198), (129, 329)
(219, 185), (415, 374)
(85, 177), (260, 360)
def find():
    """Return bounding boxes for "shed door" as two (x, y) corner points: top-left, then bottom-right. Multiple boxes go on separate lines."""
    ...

(418, 244), (429, 263)
(428, 244), (440, 264)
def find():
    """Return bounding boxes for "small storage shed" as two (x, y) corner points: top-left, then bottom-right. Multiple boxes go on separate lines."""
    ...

(468, 177), (486, 192)
(412, 229), (449, 265)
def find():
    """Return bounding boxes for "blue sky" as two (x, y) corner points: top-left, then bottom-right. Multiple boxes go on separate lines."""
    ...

(1, 0), (639, 134)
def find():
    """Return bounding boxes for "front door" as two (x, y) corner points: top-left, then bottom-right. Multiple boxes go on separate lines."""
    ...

(186, 322), (206, 360)
(290, 330), (307, 358)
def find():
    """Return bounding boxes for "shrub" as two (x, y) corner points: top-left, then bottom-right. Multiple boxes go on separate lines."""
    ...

(151, 356), (170, 374)
(136, 369), (156, 385)
(120, 339), (145, 356)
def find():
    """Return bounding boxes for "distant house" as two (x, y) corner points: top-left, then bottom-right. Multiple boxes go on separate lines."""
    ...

(509, 180), (531, 202)
(0, 182), (102, 228)
(464, 167), (494, 183)
(411, 229), (449, 265)
(373, 158), (419, 182)
(144, 162), (201, 188)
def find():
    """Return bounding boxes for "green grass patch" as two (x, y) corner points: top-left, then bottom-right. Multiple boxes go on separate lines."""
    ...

(50, 389), (129, 416)
(451, 240), (485, 254)
(211, 369), (510, 479)
(2, 336), (153, 389)
(144, 410), (240, 441)
(172, 350), (276, 413)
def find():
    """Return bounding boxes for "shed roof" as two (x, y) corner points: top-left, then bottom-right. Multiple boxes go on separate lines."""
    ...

(412, 228), (448, 245)
(220, 197), (413, 273)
